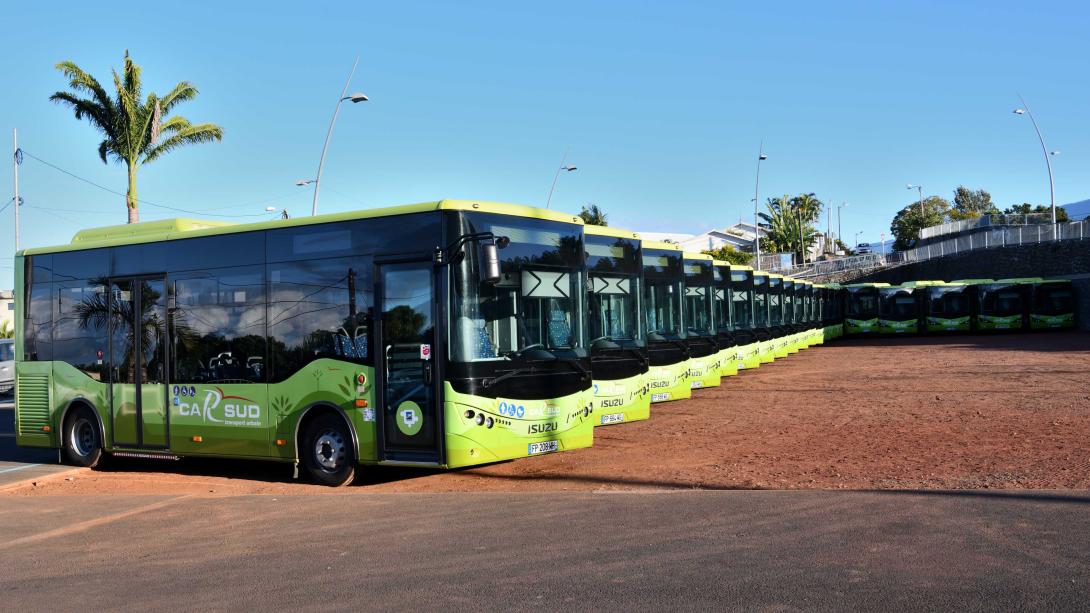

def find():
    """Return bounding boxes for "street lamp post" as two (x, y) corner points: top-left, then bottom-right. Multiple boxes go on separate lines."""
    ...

(906, 184), (923, 216)
(854, 231), (864, 249)
(753, 141), (767, 270)
(545, 148), (577, 209)
(837, 202), (848, 253)
(1013, 96), (1059, 233)
(306, 57), (368, 217)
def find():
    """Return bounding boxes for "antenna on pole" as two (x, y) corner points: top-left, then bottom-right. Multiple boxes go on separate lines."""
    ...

(13, 128), (20, 251)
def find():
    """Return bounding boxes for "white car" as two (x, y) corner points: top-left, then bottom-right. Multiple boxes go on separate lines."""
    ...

(0, 339), (12, 396)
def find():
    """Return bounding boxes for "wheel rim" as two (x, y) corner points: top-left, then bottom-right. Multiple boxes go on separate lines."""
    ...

(313, 429), (346, 472)
(71, 417), (96, 457)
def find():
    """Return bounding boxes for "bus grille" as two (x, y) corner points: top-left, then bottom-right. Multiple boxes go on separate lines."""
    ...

(17, 374), (51, 436)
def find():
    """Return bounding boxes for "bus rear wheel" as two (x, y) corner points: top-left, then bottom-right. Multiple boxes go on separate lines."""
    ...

(62, 408), (103, 468)
(301, 413), (356, 487)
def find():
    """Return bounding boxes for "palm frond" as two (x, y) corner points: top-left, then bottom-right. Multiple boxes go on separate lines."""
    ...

(142, 122), (223, 163)
(159, 81), (199, 113)
(48, 92), (112, 134)
(122, 50), (142, 104)
(53, 61), (114, 113)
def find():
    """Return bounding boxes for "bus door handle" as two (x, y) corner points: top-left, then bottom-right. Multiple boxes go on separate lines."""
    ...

(384, 345), (392, 380)
(422, 360), (433, 385)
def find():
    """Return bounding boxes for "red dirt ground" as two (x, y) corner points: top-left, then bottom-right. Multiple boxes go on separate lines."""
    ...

(7, 333), (1090, 496)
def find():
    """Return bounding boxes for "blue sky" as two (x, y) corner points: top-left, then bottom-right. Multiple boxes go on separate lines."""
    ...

(2, 1), (1088, 287)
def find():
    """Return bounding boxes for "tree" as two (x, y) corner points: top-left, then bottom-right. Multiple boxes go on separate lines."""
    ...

(50, 51), (224, 224)
(0, 320), (12, 339)
(758, 193), (822, 263)
(702, 245), (753, 266)
(949, 186), (999, 220)
(578, 204), (608, 226)
(1003, 203), (1069, 222)
(890, 196), (950, 251)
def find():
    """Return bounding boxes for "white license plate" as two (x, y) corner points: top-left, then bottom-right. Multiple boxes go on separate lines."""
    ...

(690, 381), (703, 389)
(651, 392), (670, 402)
(527, 440), (559, 455)
(600, 413), (625, 425)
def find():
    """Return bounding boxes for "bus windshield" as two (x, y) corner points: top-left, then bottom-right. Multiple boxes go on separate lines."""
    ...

(980, 286), (1023, 316)
(449, 213), (586, 363)
(881, 290), (917, 319)
(643, 250), (684, 340)
(753, 275), (769, 327)
(768, 278), (783, 326)
(730, 271), (752, 331)
(847, 289), (879, 318)
(1034, 286), (1074, 315)
(586, 235), (642, 344)
(929, 287), (969, 317)
(684, 260), (714, 337)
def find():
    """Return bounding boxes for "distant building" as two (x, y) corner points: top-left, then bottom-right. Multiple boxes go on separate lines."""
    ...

(1061, 199), (1090, 221)
(641, 222), (767, 253)
(0, 290), (13, 334)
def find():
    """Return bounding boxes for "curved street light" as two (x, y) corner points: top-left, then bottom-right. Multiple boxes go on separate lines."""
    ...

(837, 202), (848, 251)
(1012, 96), (1058, 230)
(753, 140), (768, 270)
(545, 147), (577, 209)
(906, 184), (924, 216)
(307, 56), (368, 216)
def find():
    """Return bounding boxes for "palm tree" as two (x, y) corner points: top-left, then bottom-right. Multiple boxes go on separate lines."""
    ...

(50, 51), (224, 224)
(579, 203), (608, 226)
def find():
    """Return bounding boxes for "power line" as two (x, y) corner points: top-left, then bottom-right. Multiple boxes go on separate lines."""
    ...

(19, 150), (271, 218)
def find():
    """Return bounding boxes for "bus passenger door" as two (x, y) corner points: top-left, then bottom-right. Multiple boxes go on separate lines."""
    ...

(109, 277), (170, 449)
(376, 261), (441, 464)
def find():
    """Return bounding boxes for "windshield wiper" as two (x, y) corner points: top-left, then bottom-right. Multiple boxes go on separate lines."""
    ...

(483, 366), (537, 389)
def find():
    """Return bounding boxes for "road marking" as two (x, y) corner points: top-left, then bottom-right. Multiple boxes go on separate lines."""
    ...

(0, 463), (39, 474)
(0, 495), (191, 551)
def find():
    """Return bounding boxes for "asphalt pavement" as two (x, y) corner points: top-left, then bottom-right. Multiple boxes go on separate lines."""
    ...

(0, 399), (76, 489)
(1, 489), (1087, 611)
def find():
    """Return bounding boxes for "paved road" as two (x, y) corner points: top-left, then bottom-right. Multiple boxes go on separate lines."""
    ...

(1, 489), (1087, 611)
(0, 400), (74, 489)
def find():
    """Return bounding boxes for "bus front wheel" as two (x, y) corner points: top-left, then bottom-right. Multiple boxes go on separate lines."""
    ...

(301, 413), (357, 487)
(62, 407), (103, 468)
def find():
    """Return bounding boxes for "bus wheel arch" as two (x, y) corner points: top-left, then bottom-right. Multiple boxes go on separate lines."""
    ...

(295, 404), (359, 487)
(60, 399), (104, 468)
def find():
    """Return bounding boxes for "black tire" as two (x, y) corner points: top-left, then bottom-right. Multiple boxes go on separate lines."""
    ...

(301, 413), (356, 487)
(62, 407), (103, 468)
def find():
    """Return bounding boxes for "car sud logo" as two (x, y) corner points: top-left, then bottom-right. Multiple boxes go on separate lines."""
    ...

(177, 387), (262, 427)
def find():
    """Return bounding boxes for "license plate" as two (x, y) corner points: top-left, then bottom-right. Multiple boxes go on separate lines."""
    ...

(997, 324), (1009, 329)
(527, 440), (559, 455)
(651, 392), (670, 402)
(600, 413), (625, 425)
(690, 381), (703, 389)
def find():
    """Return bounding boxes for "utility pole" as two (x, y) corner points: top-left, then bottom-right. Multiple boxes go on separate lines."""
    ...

(12, 129), (19, 251)
(753, 141), (767, 270)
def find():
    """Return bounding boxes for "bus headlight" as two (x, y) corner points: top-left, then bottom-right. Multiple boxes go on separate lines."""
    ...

(486, 417), (494, 429)
(475, 413), (485, 426)
(464, 410), (475, 420)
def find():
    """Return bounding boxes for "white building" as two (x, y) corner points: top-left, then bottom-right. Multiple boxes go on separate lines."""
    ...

(0, 290), (13, 335)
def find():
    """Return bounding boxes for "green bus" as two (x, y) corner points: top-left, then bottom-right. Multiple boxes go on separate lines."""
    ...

(15, 200), (596, 486)
(729, 266), (761, 370)
(585, 225), (650, 425)
(753, 271), (775, 363)
(711, 260), (739, 378)
(768, 274), (792, 359)
(976, 278), (1037, 331)
(781, 277), (799, 355)
(924, 282), (973, 332)
(878, 285), (922, 335)
(1030, 279), (1076, 330)
(682, 252), (721, 390)
(641, 240), (691, 403)
(843, 283), (887, 335)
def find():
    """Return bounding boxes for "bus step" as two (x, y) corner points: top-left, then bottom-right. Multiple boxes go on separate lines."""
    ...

(111, 451), (181, 461)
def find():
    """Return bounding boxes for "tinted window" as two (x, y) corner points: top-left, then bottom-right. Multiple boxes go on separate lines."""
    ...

(52, 249), (108, 282)
(172, 266), (267, 383)
(267, 213), (441, 263)
(269, 257), (372, 381)
(53, 281), (109, 380)
(23, 282), (52, 361)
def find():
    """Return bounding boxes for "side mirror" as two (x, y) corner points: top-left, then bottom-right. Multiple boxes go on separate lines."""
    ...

(481, 243), (502, 283)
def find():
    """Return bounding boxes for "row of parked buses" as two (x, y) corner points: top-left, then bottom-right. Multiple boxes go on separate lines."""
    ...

(842, 277), (1076, 335)
(12, 200), (1068, 485)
